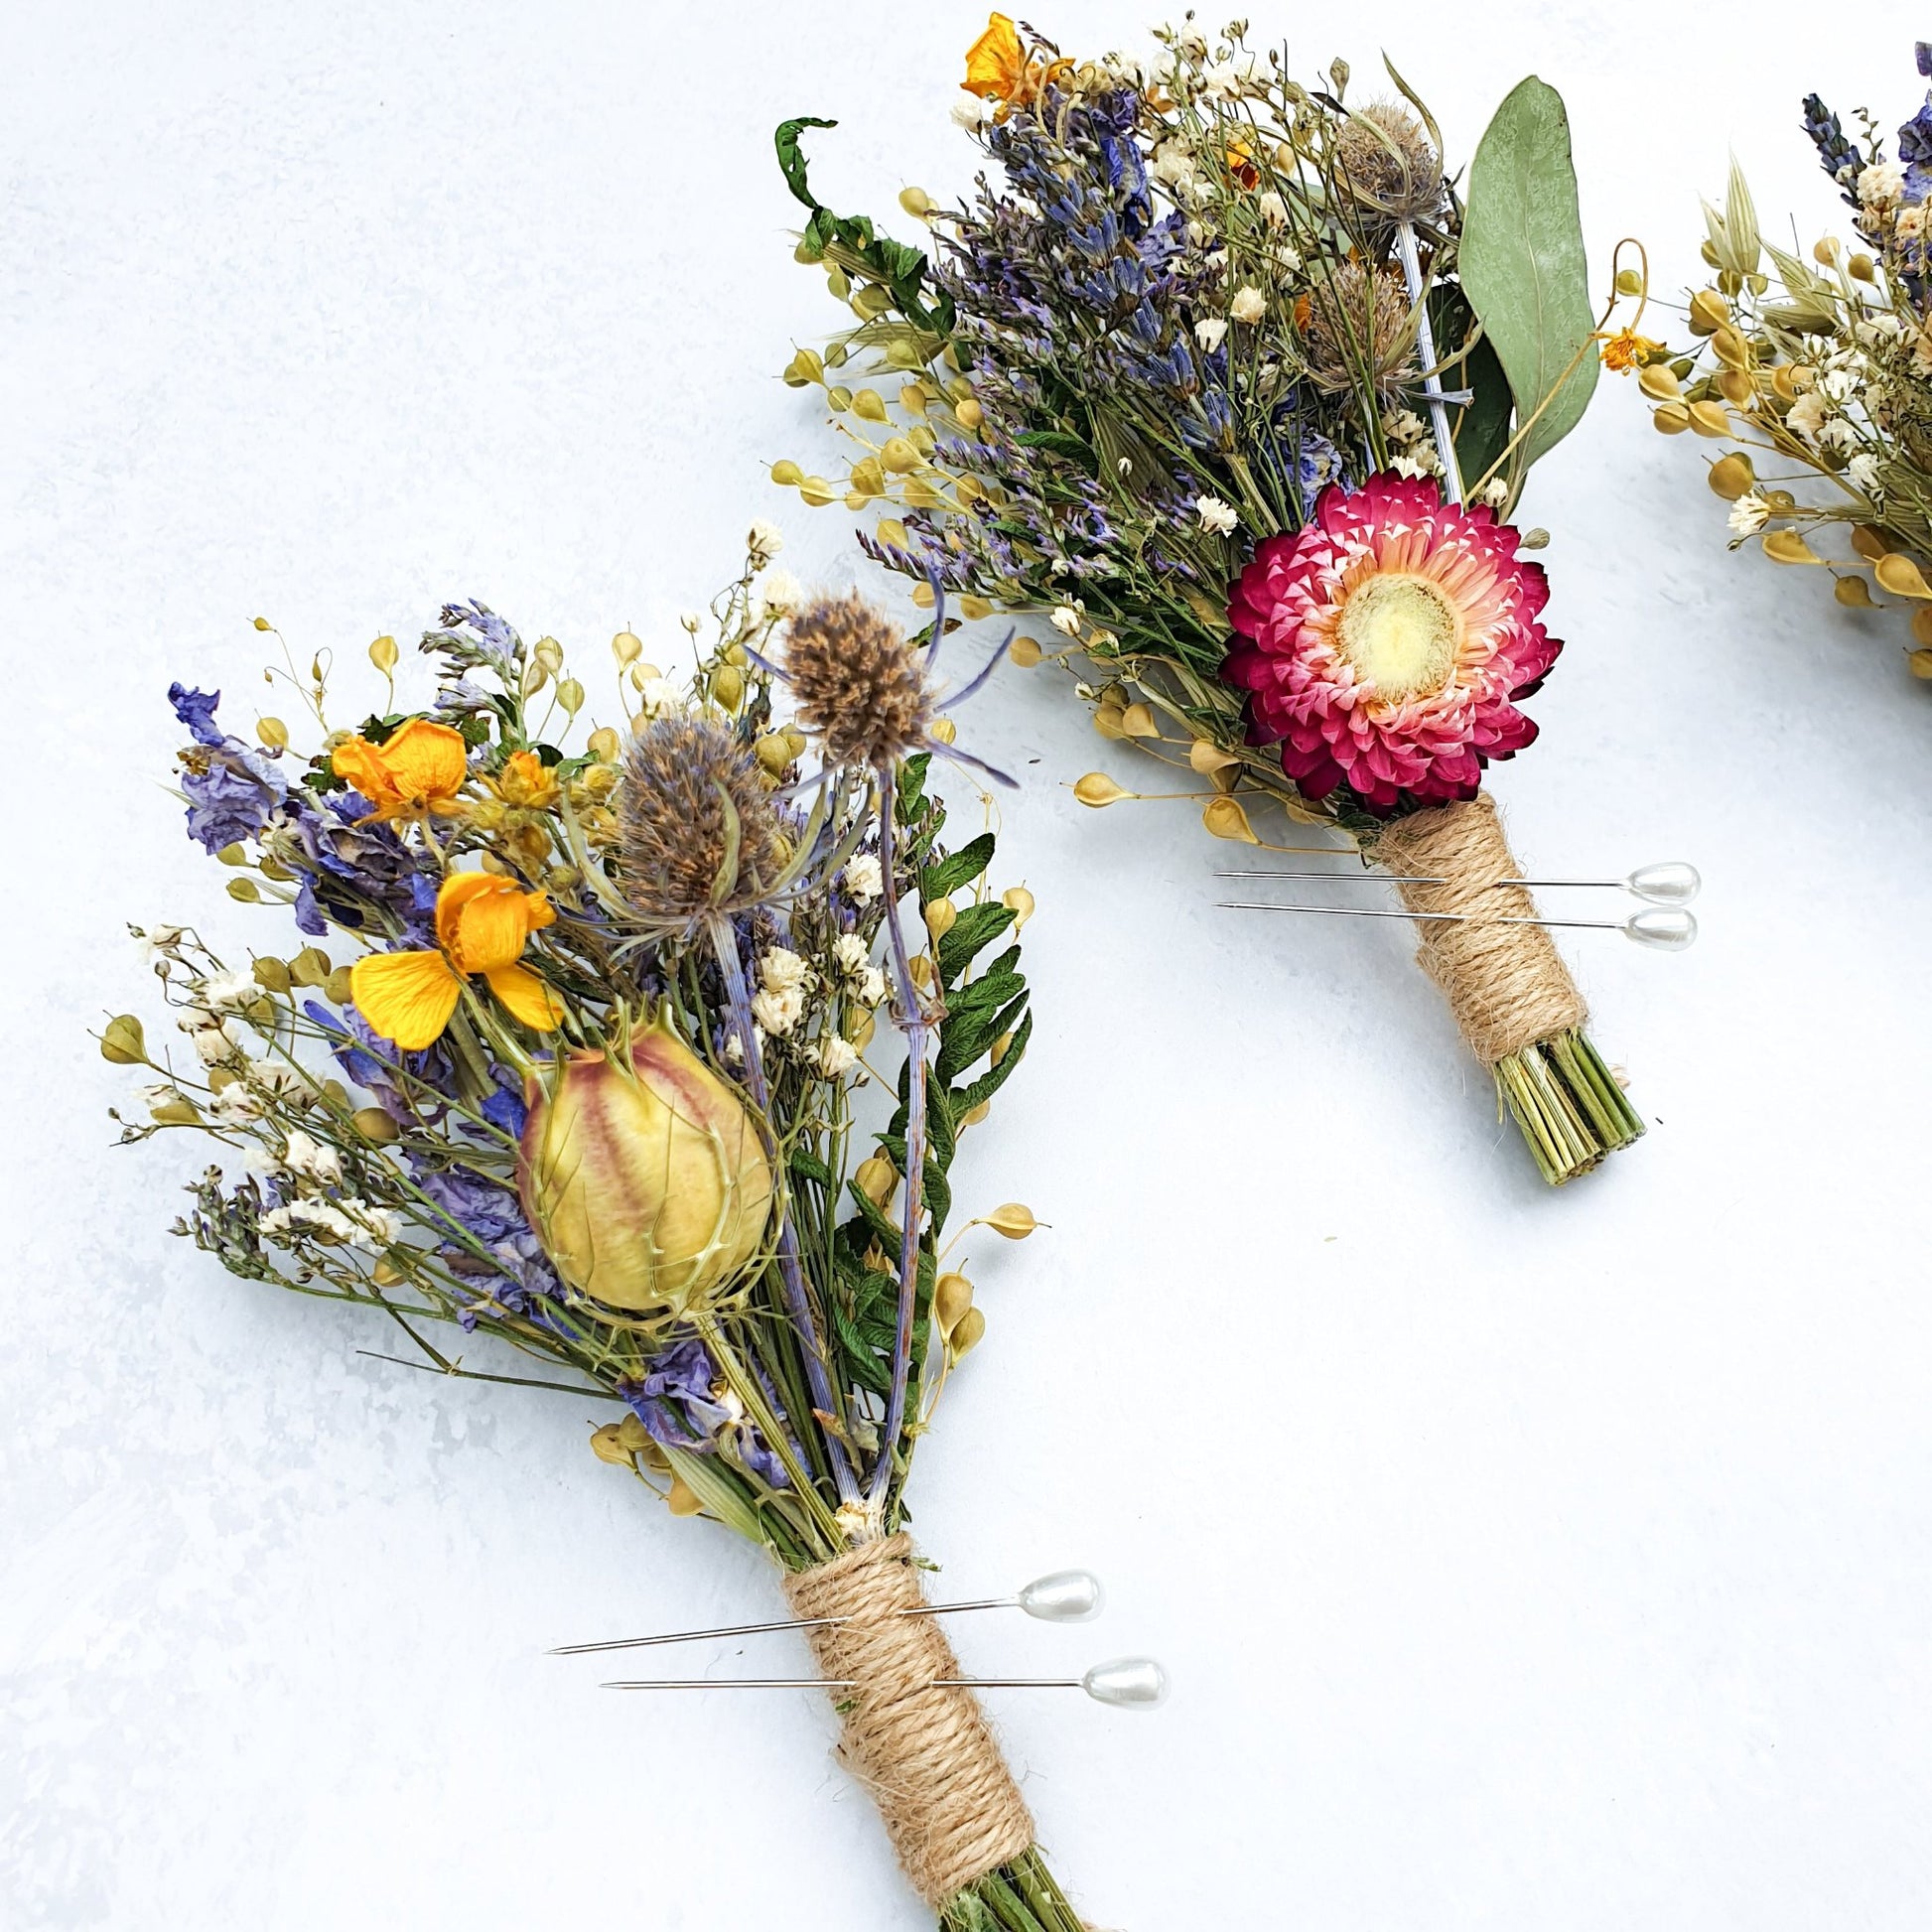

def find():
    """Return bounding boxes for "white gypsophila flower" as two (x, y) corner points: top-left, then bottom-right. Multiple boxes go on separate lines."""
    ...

(1202, 247), (1229, 272)
(759, 946), (811, 993)
(1382, 408), (1427, 446)
(1898, 205), (1927, 241)
(678, 610), (705, 634)
(1859, 161), (1907, 210)
(1819, 367), (1862, 404)
(759, 568), (803, 617)
(832, 932), (871, 977)
(1151, 145), (1197, 191)
(723, 1033), (746, 1063)
(747, 518), (783, 563)
(260, 1199), (360, 1245)
(750, 984), (805, 1037)
(1193, 493), (1240, 534)
(1255, 191), (1289, 228)
(950, 92), (996, 130)
(816, 1035), (859, 1078)
(856, 966), (887, 1007)
(346, 1201), (403, 1246)
(1785, 390), (1831, 441)
(1228, 286), (1266, 325)
(1200, 54), (1257, 99)
(1050, 603), (1085, 636)
(210, 1083), (264, 1124)
(1727, 492), (1770, 536)
(1815, 417), (1862, 455)
(137, 1081), (184, 1110)
(200, 968), (259, 1012)
(1184, 217), (1212, 249)
(282, 1128), (344, 1187)
(189, 1025), (240, 1067)
(1479, 477), (1512, 510)
(1847, 453), (1884, 495)
(250, 1060), (311, 1100)
(1389, 450), (1442, 482)
(1859, 311), (1904, 344)
(636, 675), (685, 719)
(1194, 317), (1229, 352)
(842, 854), (884, 903)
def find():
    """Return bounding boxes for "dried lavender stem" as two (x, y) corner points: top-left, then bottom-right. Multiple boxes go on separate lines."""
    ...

(708, 915), (863, 1510)
(868, 771), (930, 1514)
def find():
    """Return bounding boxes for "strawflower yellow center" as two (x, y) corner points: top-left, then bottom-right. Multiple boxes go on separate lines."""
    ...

(1335, 572), (1460, 701)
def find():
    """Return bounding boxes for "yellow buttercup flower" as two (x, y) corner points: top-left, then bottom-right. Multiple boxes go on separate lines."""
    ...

(350, 872), (564, 1050)
(1599, 329), (1666, 374)
(332, 718), (471, 822)
(485, 748), (562, 811)
(962, 12), (1069, 106)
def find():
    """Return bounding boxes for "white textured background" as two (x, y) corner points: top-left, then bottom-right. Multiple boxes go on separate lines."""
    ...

(7, 3), (1932, 1926)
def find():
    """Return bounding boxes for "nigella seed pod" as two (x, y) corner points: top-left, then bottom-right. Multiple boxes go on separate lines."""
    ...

(517, 1012), (774, 1317)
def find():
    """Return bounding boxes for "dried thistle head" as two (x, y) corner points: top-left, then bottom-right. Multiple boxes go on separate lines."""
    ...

(1332, 101), (1443, 225)
(617, 715), (784, 926)
(781, 592), (936, 769)
(1299, 259), (1418, 399)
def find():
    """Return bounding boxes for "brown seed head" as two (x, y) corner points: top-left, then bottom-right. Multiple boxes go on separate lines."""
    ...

(617, 715), (783, 924)
(1300, 259), (1418, 399)
(782, 592), (935, 768)
(1332, 101), (1443, 225)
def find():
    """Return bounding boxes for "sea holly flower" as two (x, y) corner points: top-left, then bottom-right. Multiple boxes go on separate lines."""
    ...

(349, 872), (563, 1049)
(1224, 474), (1559, 814)
(331, 718), (471, 822)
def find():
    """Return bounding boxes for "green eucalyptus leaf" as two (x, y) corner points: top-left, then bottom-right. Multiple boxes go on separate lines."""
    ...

(1459, 76), (1597, 477)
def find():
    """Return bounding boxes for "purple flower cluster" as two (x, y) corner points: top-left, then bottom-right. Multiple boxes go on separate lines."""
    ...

(169, 684), (290, 853)
(619, 1337), (791, 1489)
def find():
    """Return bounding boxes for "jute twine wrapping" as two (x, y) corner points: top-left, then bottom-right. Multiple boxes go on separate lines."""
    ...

(1368, 795), (1587, 1065)
(782, 1534), (1035, 1905)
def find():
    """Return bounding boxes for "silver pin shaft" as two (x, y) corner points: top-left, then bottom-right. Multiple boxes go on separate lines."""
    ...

(1218, 900), (1623, 931)
(1213, 870), (1618, 890)
(601, 1674), (1083, 1691)
(551, 1595), (1017, 1657)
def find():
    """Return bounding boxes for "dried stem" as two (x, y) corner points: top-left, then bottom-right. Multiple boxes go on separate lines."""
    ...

(868, 768), (932, 1515)
(708, 913), (863, 1512)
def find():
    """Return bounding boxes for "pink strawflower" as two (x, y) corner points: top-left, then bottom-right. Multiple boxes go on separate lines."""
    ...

(1223, 474), (1560, 814)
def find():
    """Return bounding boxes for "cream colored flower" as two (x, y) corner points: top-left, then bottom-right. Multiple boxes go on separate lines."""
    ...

(842, 855), (884, 903)
(1193, 493), (1240, 534)
(1194, 317), (1229, 352)
(1727, 491), (1769, 536)
(1228, 285), (1266, 325)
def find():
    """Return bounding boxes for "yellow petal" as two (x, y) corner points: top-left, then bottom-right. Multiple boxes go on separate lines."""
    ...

(350, 950), (462, 1051)
(963, 12), (1024, 95)
(483, 962), (564, 1033)
(330, 735), (396, 804)
(377, 718), (471, 802)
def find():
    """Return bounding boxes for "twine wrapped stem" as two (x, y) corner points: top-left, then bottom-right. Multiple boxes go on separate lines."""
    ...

(1368, 796), (1644, 1183)
(783, 1535), (1036, 1908)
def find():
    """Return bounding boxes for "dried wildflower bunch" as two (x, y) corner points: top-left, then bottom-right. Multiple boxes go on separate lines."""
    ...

(104, 519), (1070, 1929)
(771, 13), (1658, 1184)
(1638, 44), (1932, 681)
